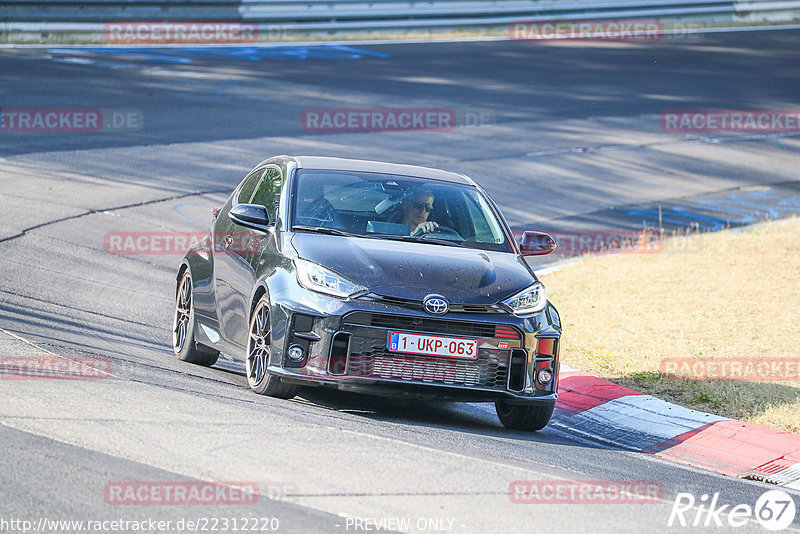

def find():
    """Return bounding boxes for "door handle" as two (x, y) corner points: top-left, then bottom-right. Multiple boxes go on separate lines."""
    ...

(224, 235), (233, 248)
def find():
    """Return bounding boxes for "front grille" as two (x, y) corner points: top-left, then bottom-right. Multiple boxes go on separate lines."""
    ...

(368, 313), (496, 338)
(357, 293), (499, 314)
(383, 296), (422, 309)
(346, 342), (508, 389)
(341, 317), (510, 390)
(457, 304), (495, 313)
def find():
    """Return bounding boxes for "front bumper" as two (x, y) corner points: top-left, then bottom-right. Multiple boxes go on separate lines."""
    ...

(267, 291), (561, 403)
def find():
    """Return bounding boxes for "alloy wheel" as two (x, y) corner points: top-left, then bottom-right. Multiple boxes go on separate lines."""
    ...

(173, 272), (192, 353)
(246, 301), (270, 386)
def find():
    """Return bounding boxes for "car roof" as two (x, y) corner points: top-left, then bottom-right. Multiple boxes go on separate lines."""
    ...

(290, 156), (476, 186)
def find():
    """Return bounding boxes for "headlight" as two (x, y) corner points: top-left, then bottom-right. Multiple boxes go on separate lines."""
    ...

(502, 283), (547, 316)
(294, 258), (366, 298)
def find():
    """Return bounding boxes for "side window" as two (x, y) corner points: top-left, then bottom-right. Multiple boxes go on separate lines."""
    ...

(249, 168), (283, 219)
(236, 167), (265, 205)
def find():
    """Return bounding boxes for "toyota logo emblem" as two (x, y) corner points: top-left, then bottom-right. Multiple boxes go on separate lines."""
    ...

(423, 295), (449, 315)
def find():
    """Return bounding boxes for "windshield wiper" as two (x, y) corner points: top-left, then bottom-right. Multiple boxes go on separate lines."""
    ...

(376, 234), (464, 247)
(292, 225), (358, 237)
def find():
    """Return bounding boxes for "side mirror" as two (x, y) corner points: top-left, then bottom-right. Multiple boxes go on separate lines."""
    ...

(229, 204), (270, 230)
(520, 231), (556, 256)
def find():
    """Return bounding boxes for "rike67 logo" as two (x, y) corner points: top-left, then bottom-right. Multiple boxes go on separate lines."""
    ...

(669, 490), (796, 530)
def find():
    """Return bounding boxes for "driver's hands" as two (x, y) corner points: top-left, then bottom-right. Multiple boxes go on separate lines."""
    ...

(412, 221), (439, 235)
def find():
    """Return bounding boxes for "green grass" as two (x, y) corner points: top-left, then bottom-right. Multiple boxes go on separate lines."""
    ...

(541, 218), (800, 433)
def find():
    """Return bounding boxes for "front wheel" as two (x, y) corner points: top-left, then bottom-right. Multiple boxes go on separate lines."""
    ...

(173, 270), (219, 367)
(495, 401), (554, 431)
(246, 296), (298, 399)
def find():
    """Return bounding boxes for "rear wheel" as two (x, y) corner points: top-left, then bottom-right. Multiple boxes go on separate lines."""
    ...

(173, 270), (219, 367)
(246, 296), (297, 399)
(495, 401), (554, 431)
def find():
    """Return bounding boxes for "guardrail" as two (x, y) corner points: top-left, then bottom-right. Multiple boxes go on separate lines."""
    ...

(1, 0), (798, 42)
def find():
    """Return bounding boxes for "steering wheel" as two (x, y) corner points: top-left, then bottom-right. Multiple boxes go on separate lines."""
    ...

(413, 225), (463, 239)
(297, 198), (335, 226)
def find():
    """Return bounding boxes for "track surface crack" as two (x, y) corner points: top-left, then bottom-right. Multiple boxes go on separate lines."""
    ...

(0, 189), (228, 245)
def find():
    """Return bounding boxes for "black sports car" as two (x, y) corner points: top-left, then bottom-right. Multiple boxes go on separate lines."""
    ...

(173, 156), (562, 430)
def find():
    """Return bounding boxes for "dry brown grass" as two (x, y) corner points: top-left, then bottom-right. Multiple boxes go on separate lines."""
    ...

(540, 217), (800, 433)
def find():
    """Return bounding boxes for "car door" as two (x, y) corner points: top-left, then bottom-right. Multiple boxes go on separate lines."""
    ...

(213, 166), (267, 346)
(215, 166), (286, 348)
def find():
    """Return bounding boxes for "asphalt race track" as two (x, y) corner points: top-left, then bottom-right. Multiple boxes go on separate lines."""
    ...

(1, 29), (799, 533)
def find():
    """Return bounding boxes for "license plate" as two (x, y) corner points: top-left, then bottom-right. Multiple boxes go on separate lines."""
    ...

(387, 332), (479, 359)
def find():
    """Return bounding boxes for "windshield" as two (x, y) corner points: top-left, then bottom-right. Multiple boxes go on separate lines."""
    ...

(291, 169), (513, 252)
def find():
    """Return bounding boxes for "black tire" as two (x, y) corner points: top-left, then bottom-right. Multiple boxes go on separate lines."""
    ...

(173, 270), (219, 367)
(495, 401), (555, 431)
(246, 296), (297, 399)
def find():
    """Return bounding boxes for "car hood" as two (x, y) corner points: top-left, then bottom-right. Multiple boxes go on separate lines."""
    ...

(290, 233), (536, 304)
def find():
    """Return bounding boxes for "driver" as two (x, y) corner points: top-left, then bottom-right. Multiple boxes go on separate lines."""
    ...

(400, 189), (439, 235)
